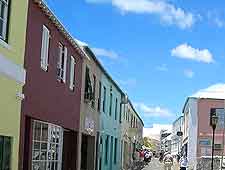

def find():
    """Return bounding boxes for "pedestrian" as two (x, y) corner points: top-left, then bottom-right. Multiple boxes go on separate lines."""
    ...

(163, 152), (173, 170)
(179, 154), (188, 170)
(139, 149), (145, 168)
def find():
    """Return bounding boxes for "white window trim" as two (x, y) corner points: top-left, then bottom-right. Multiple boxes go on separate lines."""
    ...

(41, 25), (50, 71)
(32, 120), (64, 170)
(62, 46), (67, 83)
(69, 55), (75, 90)
(57, 44), (67, 83)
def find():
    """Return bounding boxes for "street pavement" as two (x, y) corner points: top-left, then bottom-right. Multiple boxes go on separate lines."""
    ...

(142, 158), (179, 170)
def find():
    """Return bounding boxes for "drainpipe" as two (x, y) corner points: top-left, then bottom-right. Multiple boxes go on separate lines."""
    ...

(220, 113), (225, 170)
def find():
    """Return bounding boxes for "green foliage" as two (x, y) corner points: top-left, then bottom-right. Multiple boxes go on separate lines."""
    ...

(143, 137), (153, 148)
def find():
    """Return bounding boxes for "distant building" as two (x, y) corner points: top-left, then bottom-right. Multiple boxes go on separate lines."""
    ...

(160, 130), (171, 152)
(171, 116), (183, 156)
(182, 97), (225, 170)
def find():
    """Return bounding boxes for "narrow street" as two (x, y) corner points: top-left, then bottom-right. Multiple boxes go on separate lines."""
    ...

(142, 158), (179, 170)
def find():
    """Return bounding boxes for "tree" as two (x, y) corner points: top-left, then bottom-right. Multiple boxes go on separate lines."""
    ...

(143, 137), (153, 148)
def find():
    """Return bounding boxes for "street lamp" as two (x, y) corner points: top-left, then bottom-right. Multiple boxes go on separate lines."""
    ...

(210, 109), (219, 170)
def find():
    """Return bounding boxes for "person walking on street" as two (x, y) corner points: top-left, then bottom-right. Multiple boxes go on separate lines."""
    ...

(179, 154), (188, 170)
(163, 152), (173, 170)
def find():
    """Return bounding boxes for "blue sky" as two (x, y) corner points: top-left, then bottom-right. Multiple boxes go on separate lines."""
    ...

(45, 0), (225, 129)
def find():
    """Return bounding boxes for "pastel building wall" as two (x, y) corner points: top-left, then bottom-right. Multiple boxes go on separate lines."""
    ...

(98, 72), (122, 170)
(183, 97), (225, 170)
(0, 0), (28, 169)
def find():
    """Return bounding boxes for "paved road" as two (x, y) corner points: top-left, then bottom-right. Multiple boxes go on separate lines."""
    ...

(142, 158), (179, 170)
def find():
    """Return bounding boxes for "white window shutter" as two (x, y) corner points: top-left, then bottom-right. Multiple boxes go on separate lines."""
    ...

(63, 46), (67, 83)
(69, 56), (75, 90)
(41, 25), (50, 71)
(58, 44), (63, 78)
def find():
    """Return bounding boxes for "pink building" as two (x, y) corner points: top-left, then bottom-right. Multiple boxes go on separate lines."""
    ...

(183, 97), (225, 170)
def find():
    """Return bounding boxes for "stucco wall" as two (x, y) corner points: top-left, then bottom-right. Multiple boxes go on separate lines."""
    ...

(0, 0), (28, 170)
(99, 73), (122, 170)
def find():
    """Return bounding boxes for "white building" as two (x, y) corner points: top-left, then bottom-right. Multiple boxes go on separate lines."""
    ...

(171, 116), (183, 156)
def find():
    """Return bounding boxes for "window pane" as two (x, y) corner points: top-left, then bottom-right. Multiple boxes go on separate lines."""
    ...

(34, 122), (41, 141)
(0, 2), (5, 19)
(40, 162), (47, 170)
(2, 137), (11, 170)
(32, 150), (40, 160)
(0, 136), (3, 169)
(32, 162), (41, 170)
(41, 124), (48, 142)
(0, 19), (3, 38)
(41, 143), (47, 150)
(33, 142), (40, 150)
(40, 150), (47, 160)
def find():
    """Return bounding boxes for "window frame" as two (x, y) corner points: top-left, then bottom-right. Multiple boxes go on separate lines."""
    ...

(0, 0), (10, 42)
(69, 56), (76, 91)
(103, 86), (106, 113)
(57, 43), (67, 83)
(31, 120), (63, 170)
(97, 81), (102, 112)
(115, 98), (118, 120)
(109, 93), (112, 116)
(0, 135), (12, 170)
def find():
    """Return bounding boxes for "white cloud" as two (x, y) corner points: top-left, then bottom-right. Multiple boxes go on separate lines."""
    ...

(135, 102), (174, 117)
(143, 124), (172, 140)
(92, 47), (119, 59)
(156, 64), (168, 72)
(86, 0), (196, 29)
(171, 43), (214, 63)
(191, 83), (225, 99)
(184, 69), (194, 78)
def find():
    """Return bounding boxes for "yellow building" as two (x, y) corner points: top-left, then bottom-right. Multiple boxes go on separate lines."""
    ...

(0, 0), (28, 169)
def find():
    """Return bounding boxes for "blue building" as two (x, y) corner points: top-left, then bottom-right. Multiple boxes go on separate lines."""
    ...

(97, 70), (123, 170)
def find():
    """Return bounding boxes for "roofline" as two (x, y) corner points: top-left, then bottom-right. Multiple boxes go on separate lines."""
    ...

(182, 96), (225, 113)
(128, 99), (144, 126)
(33, 0), (86, 59)
(82, 46), (145, 125)
(172, 115), (184, 125)
(80, 45), (125, 95)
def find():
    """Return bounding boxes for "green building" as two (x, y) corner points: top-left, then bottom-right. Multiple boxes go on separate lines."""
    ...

(0, 0), (28, 169)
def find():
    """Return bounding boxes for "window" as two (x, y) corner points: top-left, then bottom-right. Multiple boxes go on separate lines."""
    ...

(103, 86), (106, 113)
(84, 66), (93, 101)
(115, 98), (118, 120)
(97, 81), (102, 111)
(105, 135), (109, 165)
(57, 43), (67, 83)
(114, 138), (117, 164)
(0, 0), (9, 41)
(32, 120), (63, 170)
(41, 25), (50, 71)
(69, 56), (76, 90)
(91, 75), (96, 108)
(199, 139), (211, 146)
(109, 93), (112, 116)
(119, 103), (122, 123)
(0, 135), (12, 170)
